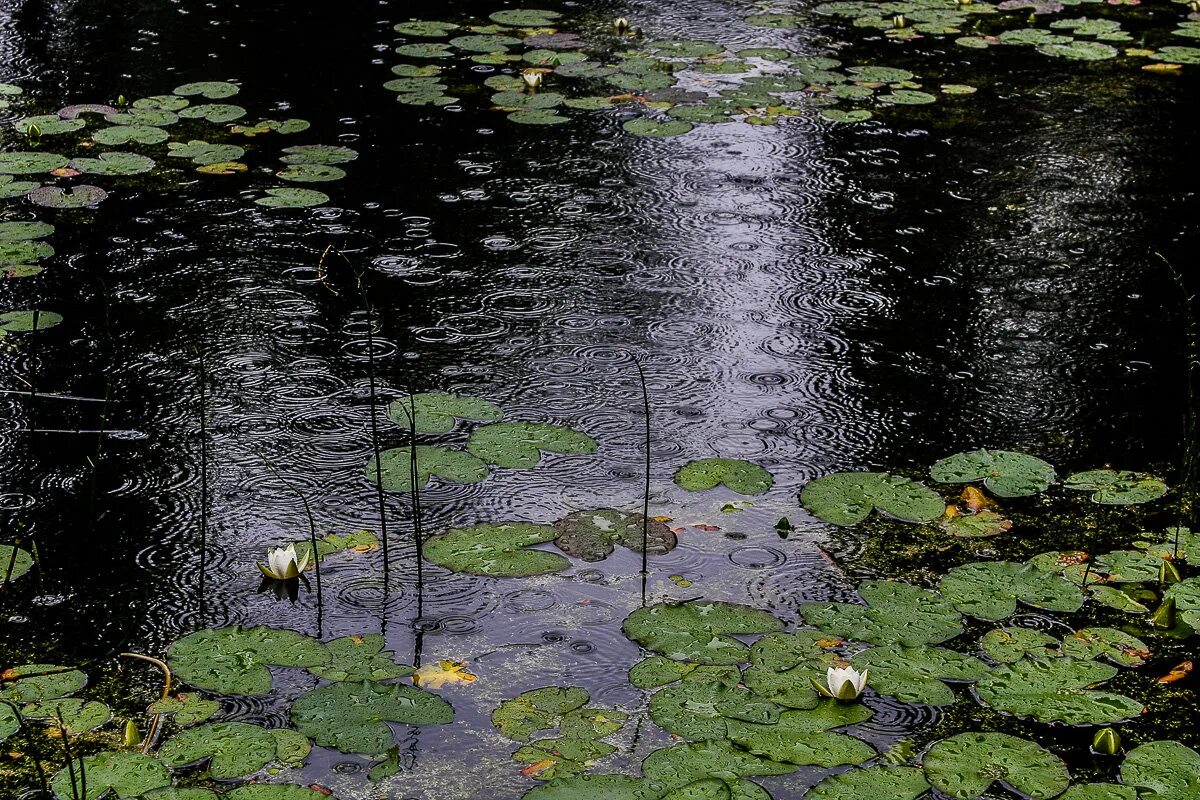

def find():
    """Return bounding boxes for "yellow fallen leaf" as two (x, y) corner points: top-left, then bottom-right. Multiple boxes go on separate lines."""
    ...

(1143, 63), (1182, 73)
(412, 659), (477, 689)
(520, 760), (555, 777)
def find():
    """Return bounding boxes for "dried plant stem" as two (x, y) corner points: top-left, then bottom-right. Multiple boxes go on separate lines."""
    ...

(119, 653), (171, 755)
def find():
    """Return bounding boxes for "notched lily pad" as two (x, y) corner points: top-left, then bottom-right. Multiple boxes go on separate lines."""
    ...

(166, 626), (328, 696)
(800, 580), (962, 647)
(674, 459), (773, 495)
(0, 310), (64, 331)
(367, 445), (489, 492)
(806, 766), (931, 800)
(290, 680), (453, 755)
(424, 522), (569, 577)
(255, 188), (330, 208)
(307, 634), (413, 682)
(801, 472), (944, 525)
(623, 601), (783, 664)
(0, 664), (86, 702)
(940, 561), (1083, 621)
(922, 732), (1069, 800)
(466, 421), (597, 468)
(976, 657), (1144, 724)
(930, 449), (1055, 497)
(1063, 470), (1167, 504)
(157, 721), (279, 779)
(1120, 740), (1200, 800)
(386, 392), (502, 433)
(50, 751), (171, 800)
(173, 81), (240, 99)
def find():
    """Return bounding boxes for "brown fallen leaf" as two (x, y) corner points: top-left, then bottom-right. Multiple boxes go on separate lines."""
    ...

(961, 486), (996, 512)
(307, 785), (333, 797)
(520, 760), (555, 778)
(1157, 661), (1194, 683)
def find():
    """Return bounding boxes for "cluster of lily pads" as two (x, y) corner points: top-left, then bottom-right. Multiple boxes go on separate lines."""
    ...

(753, 0), (1200, 66)
(387, 10), (971, 130)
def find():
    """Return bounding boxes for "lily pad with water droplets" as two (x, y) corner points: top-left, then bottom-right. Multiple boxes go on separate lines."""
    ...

(623, 601), (784, 664)
(492, 91), (565, 109)
(493, 686), (589, 741)
(726, 702), (876, 768)
(173, 81), (239, 99)
(0, 704), (17, 742)
(15, 115), (85, 135)
(930, 449), (1055, 497)
(20, 698), (112, 734)
(396, 42), (455, 58)
(508, 109), (570, 124)
(674, 459), (773, 495)
(1060, 786), (1136, 800)
(1038, 40), (1119, 59)
(133, 95), (191, 112)
(801, 472), (945, 525)
(0, 310), (63, 331)
(852, 644), (988, 705)
(1063, 469), (1168, 504)
(1061, 627), (1150, 667)
(451, 33), (522, 52)
(307, 634), (413, 682)
(368, 444), (489, 492)
(976, 657), (1144, 724)
(50, 751), (172, 799)
(1164, 577), (1200, 629)
(68, 152), (156, 175)
(878, 90), (937, 104)
(0, 176), (39, 198)
(742, 631), (842, 709)
(167, 140), (245, 165)
(387, 391), (502, 433)
(424, 522), (569, 577)
(1120, 740), (1200, 800)
(981, 626), (1060, 663)
(157, 721), (279, 778)
(651, 674), (780, 740)
(0, 664), (86, 702)
(0, 544), (34, 582)
(522, 775), (663, 800)
(922, 732), (1069, 800)
(255, 188), (329, 208)
(647, 40), (725, 58)
(822, 109), (873, 122)
(179, 103), (247, 123)
(940, 561), (1082, 621)
(643, 740), (798, 788)
(394, 20), (460, 36)
(490, 8), (561, 25)
(553, 508), (677, 562)
(291, 680), (453, 754)
(0, 240), (52, 263)
(806, 766), (931, 800)
(224, 786), (336, 800)
(466, 421), (597, 468)
(149, 692), (219, 727)
(105, 109), (179, 127)
(800, 580), (963, 647)
(276, 163), (346, 182)
(938, 509), (1012, 537)
(623, 118), (694, 137)
(92, 125), (169, 145)
(167, 626), (328, 696)
(1150, 46), (1200, 64)
(0, 151), (69, 174)
(27, 185), (108, 208)
(280, 145), (358, 165)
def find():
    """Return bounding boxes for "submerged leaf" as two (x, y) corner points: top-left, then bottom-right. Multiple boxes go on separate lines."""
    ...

(553, 508), (677, 562)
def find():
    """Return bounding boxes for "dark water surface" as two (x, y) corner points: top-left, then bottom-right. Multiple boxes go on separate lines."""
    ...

(3, 0), (1199, 797)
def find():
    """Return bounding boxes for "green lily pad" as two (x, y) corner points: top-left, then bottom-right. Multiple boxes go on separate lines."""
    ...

(651, 677), (780, 740)
(179, 103), (247, 123)
(976, 657), (1144, 724)
(0, 310), (63, 330)
(742, 631), (842, 709)
(807, 766), (931, 800)
(853, 644), (988, 705)
(367, 444), (489, 492)
(694, 61), (751, 75)
(802, 581), (962, 647)
(930, 449), (1055, 497)
(555, 61), (618, 78)
(255, 188), (330, 208)
(394, 20), (459, 36)
(0, 176), (39, 198)
(508, 110), (570, 124)
(1063, 470), (1167, 504)
(157, 721), (278, 778)
(0, 664), (86, 702)
(385, 77), (446, 93)
(92, 125), (168, 145)
(1120, 740), (1200, 800)
(27, 184), (108, 208)
(1061, 627), (1150, 667)
(292, 529), (379, 565)
(801, 472), (944, 525)
(280, 145), (359, 165)
(726, 702), (874, 768)
(174, 81), (239, 99)
(397, 91), (458, 106)
(133, 95), (191, 111)
(149, 692), (220, 727)
(396, 42), (455, 58)
(981, 627), (1060, 663)
(0, 83), (23, 94)
(938, 510), (1012, 538)
(647, 40), (725, 58)
(167, 140), (246, 165)
(623, 601), (783, 664)
(451, 33), (521, 52)
(0, 544), (34, 582)
(68, 152), (155, 175)
(922, 733), (1069, 800)
(1150, 46), (1200, 64)
(1, 703), (17, 742)
(493, 686), (588, 741)
(0, 151), (69, 174)
(623, 118), (693, 137)
(1038, 40), (1118, 59)
(466, 421), (596, 468)
(630, 657), (702, 690)
(167, 626), (328, 696)
(940, 561), (1083, 621)
(822, 109), (873, 123)
(276, 163), (346, 182)
(490, 9), (561, 25)
(271, 728), (312, 766)
(667, 105), (735, 123)
(225, 787), (336, 800)
(643, 740), (797, 787)
(105, 109), (179, 127)
(290, 680), (453, 755)
(523, 775), (663, 800)
(425, 522), (569, 577)
(1059, 785), (1136, 800)
(1089, 584), (1150, 614)
(307, 634), (413, 681)
(673, 459), (773, 495)
(878, 90), (938, 105)
(553, 508), (676, 562)
(50, 751), (171, 800)
(1164, 577), (1200, 629)
(15, 115), (85, 135)
(492, 91), (565, 109)
(19, 699), (112, 734)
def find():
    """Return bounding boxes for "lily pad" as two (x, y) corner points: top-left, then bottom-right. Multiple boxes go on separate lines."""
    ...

(179, 103), (247, 123)
(981, 627), (1060, 663)
(726, 702), (875, 768)
(623, 118), (693, 137)
(50, 751), (171, 800)
(105, 109), (179, 127)
(801, 472), (945, 525)
(643, 740), (797, 787)
(940, 561), (1083, 621)
(1063, 470), (1167, 504)
(523, 775), (663, 800)
(133, 95), (191, 111)
(149, 692), (220, 727)
(15, 115), (85, 135)
(674, 459), (773, 495)
(307, 634), (413, 681)
(255, 188), (330, 208)
(853, 644), (988, 705)
(292, 529), (379, 565)
(290, 680), (453, 754)
(1164, 577), (1200, 628)
(801, 581), (962, 647)
(647, 40), (725, 58)
(68, 152), (155, 175)
(387, 392), (502, 433)
(508, 110), (569, 124)
(807, 766), (931, 800)
(167, 626), (328, 696)
(157, 721), (278, 778)
(451, 33), (521, 52)
(490, 9), (561, 25)
(1150, 46), (1200, 64)
(492, 91), (565, 109)
(1059, 786), (1136, 800)
(0, 703), (17, 742)
(930, 449), (1055, 497)
(280, 145), (359, 165)
(0, 176), (39, 198)
(58, 103), (120, 118)
(0, 151), (69, 173)
(0, 544), (34, 582)
(1120, 740), (1200, 800)
(466, 421), (597, 468)
(0, 310), (63, 331)
(1038, 40), (1118, 59)
(1060, 627), (1150, 667)
(651, 677), (780, 740)
(276, 163), (346, 182)
(367, 445), (489, 492)
(938, 510), (1012, 538)
(19, 698), (112, 734)
(396, 42), (454, 58)
(976, 657), (1144, 724)
(424, 522), (569, 577)
(922, 733), (1069, 800)
(173, 81), (240, 99)
(0, 664), (86, 702)
(742, 631), (842, 709)
(167, 140), (245, 165)
(623, 600), (783, 664)
(493, 686), (588, 741)
(822, 109), (873, 123)
(225, 787), (335, 800)
(395, 20), (460, 36)
(553, 508), (677, 562)
(27, 184), (108, 208)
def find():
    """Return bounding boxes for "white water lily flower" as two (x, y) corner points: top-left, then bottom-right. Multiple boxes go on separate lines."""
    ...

(615, 17), (631, 33)
(812, 665), (868, 700)
(521, 70), (543, 89)
(258, 544), (309, 581)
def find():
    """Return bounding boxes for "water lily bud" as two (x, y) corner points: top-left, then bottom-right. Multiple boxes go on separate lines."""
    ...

(1092, 727), (1120, 755)
(117, 94), (127, 106)
(1190, 0), (1200, 12)
(614, 17), (631, 33)
(1152, 597), (1176, 629)
(957, 0), (973, 5)
(123, 719), (142, 748)
(26, 123), (41, 138)
(1160, 559), (1183, 586)
(892, 13), (908, 28)
(521, 69), (543, 90)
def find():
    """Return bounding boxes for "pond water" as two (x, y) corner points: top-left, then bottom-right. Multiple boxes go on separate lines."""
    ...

(2, 0), (1200, 799)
